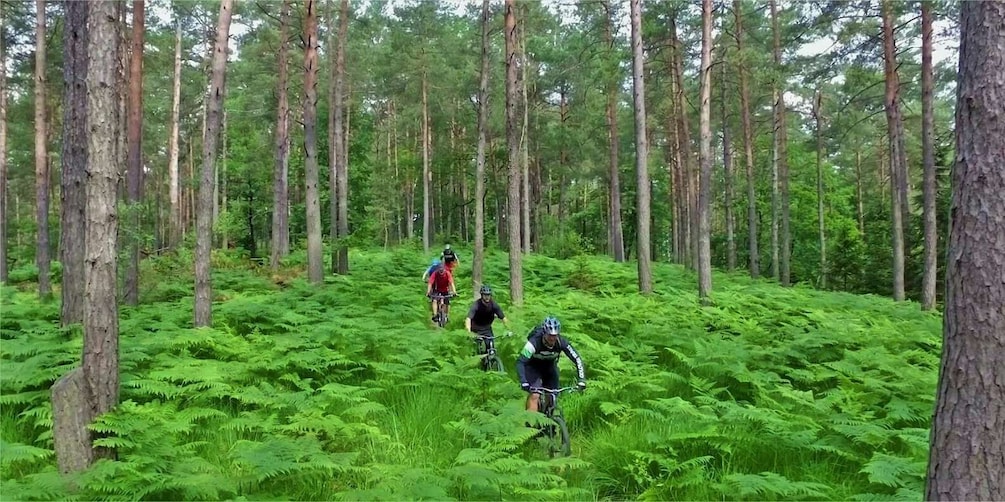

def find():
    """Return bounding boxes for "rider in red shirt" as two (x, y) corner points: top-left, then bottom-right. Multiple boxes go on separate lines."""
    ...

(425, 263), (457, 323)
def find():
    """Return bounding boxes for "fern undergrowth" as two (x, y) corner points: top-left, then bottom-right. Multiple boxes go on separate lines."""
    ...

(0, 247), (941, 500)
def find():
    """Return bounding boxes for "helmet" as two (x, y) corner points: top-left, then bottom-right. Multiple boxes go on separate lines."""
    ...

(431, 258), (441, 267)
(542, 316), (561, 335)
(444, 244), (452, 251)
(479, 285), (492, 296)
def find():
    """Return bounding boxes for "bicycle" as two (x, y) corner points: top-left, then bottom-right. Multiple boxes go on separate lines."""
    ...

(529, 386), (581, 457)
(473, 331), (511, 372)
(428, 292), (456, 328)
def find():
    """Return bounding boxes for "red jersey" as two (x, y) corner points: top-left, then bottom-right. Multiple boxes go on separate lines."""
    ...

(428, 267), (453, 293)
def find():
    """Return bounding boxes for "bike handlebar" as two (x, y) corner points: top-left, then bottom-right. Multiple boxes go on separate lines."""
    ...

(428, 292), (457, 299)
(528, 386), (581, 395)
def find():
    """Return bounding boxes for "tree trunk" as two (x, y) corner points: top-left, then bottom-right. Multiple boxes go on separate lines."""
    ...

(0, 1), (6, 284)
(194, 0), (233, 325)
(302, 0), (323, 284)
(52, 0), (122, 473)
(720, 54), (735, 271)
(124, 0), (144, 306)
(920, 0), (937, 310)
(34, 0), (51, 299)
(882, 0), (907, 301)
(670, 16), (694, 270)
(769, 0), (790, 286)
(518, 9), (530, 255)
(630, 0), (652, 294)
(334, 0), (349, 274)
(696, 0), (712, 301)
(270, 0), (290, 271)
(60, 0), (89, 325)
(504, 0), (524, 305)
(603, 0), (625, 262)
(814, 90), (827, 289)
(472, 0), (490, 296)
(168, 18), (182, 249)
(926, 2), (1005, 497)
(734, 0), (759, 278)
(421, 69), (431, 252)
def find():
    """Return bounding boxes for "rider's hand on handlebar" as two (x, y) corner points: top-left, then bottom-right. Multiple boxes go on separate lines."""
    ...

(521, 382), (531, 392)
(576, 380), (587, 391)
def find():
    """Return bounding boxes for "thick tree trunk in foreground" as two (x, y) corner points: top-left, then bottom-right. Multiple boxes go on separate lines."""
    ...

(194, 0), (233, 324)
(271, 0), (290, 270)
(303, 0), (323, 284)
(926, 1), (1005, 498)
(472, 0), (490, 296)
(60, 0), (88, 325)
(630, 0), (652, 294)
(504, 0), (523, 305)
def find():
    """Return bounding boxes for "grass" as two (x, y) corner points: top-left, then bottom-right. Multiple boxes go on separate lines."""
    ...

(0, 245), (941, 500)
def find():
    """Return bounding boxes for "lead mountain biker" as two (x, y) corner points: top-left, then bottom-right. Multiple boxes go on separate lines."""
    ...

(465, 285), (512, 350)
(516, 316), (586, 412)
(426, 262), (457, 323)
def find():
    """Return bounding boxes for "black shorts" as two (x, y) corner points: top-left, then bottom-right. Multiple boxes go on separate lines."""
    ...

(430, 293), (451, 304)
(525, 363), (559, 390)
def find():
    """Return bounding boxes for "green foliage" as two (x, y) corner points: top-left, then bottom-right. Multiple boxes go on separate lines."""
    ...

(1, 249), (941, 499)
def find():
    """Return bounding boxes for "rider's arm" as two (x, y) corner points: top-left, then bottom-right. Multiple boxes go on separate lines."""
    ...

(465, 303), (478, 331)
(495, 304), (511, 328)
(516, 340), (535, 384)
(562, 341), (586, 382)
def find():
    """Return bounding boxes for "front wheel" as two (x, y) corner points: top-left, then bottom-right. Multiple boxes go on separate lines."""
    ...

(547, 415), (571, 457)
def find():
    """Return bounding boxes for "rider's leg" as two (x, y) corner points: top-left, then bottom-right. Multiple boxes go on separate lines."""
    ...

(430, 298), (439, 320)
(525, 368), (543, 412)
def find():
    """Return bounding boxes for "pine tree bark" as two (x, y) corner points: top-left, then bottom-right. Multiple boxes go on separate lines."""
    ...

(168, 18), (182, 249)
(814, 90), (827, 289)
(271, 0), (290, 270)
(670, 16), (694, 270)
(473, 0), (490, 297)
(734, 0), (759, 278)
(333, 0), (349, 274)
(769, 0), (790, 286)
(34, 0), (51, 299)
(630, 0), (652, 294)
(856, 148), (865, 236)
(603, 0), (625, 262)
(920, 0), (937, 310)
(882, 0), (908, 301)
(720, 54), (735, 272)
(519, 10), (531, 255)
(926, 2), (1005, 497)
(421, 68), (431, 252)
(0, 2), (7, 284)
(194, 0), (233, 325)
(504, 0), (523, 305)
(53, 0), (122, 472)
(303, 0), (323, 284)
(124, 0), (144, 306)
(696, 0), (712, 301)
(60, 0), (89, 324)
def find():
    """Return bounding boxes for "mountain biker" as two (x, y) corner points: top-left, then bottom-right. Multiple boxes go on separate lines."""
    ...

(465, 285), (512, 351)
(425, 262), (457, 323)
(422, 258), (442, 281)
(516, 316), (586, 413)
(441, 244), (459, 272)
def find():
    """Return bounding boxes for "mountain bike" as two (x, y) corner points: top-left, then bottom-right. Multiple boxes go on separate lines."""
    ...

(529, 386), (581, 457)
(429, 292), (456, 328)
(473, 331), (510, 372)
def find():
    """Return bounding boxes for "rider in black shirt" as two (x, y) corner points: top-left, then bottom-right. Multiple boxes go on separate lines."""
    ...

(516, 316), (586, 412)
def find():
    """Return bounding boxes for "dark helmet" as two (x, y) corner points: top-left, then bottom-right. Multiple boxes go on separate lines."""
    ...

(479, 285), (492, 296)
(542, 316), (561, 335)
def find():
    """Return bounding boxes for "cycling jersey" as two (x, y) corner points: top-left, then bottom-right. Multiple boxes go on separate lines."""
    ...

(468, 299), (505, 332)
(428, 267), (453, 294)
(516, 327), (585, 386)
